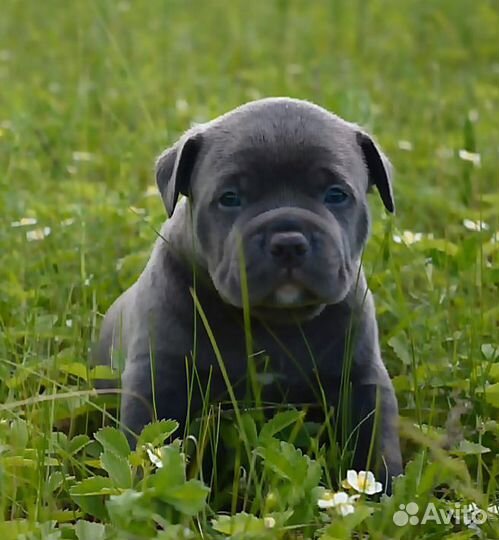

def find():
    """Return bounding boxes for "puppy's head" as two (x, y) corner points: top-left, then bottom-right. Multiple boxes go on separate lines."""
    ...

(156, 98), (394, 321)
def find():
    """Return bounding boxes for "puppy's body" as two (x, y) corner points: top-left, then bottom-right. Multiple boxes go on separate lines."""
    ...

(96, 98), (403, 488)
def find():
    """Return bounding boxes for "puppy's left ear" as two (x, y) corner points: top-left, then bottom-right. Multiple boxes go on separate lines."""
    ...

(155, 130), (202, 217)
(356, 131), (395, 213)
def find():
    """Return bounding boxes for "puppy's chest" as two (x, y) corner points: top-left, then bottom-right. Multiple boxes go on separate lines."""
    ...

(192, 311), (350, 391)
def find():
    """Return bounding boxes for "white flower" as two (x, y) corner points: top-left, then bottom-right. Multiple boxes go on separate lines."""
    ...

(11, 217), (37, 227)
(468, 110), (479, 122)
(263, 516), (276, 528)
(463, 219), (489, 232)
(129, 206), (146, 215)
(458, 149), (481, 167)
(342, 470), (383, 495)
(145, 445), (163, 468)
(397, 140), (413, 151)
(175, 98), (189, 113)
(26, 227), (51, 241)
(72, 151), (95, 162)
(392, 230), (424, 245)
(317, 490), (359, 516)
(144, 185), (158, 197)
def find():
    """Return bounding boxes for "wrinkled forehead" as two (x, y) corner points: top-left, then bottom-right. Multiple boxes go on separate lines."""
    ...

(195, 110), (367, 191)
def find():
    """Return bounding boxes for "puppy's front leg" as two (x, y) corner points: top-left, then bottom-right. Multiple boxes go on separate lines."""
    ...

(120, 354), (188, 449)
(349, 383), (403, 494)
(377, 383), (403, 487)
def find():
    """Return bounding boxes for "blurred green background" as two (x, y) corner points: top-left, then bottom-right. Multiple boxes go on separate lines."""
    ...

(1, 0), (497, 372)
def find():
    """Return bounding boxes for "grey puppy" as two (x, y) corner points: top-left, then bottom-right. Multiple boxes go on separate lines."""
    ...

(96, 97), (403, 489)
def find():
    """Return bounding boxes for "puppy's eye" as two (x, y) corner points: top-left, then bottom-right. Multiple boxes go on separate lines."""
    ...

(324, 186), (348, 205)
(219, 190), (242, 208)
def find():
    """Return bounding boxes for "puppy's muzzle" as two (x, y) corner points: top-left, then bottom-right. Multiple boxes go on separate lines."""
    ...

(243, 208), (332, 274)
(269, 231), (309, 268)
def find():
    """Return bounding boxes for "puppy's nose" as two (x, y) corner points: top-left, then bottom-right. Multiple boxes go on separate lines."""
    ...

(269, 231), (309, 267)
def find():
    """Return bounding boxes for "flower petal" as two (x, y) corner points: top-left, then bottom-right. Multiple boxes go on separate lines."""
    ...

(332, 492), (349, 504)
(318, 498), (335, 509)
(346, 470), (358, 489)
(338, 504), (355, 516)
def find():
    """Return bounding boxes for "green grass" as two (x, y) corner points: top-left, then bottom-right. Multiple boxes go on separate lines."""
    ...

(1, 0), (499, 538)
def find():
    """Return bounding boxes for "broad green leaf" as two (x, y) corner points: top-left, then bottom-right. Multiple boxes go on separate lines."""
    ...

(259, 410), (304, 442)
(489, 363), (499, 381)
(29, 521), (61, 540)
(159, 479), (210, 515)
(95, 427), (130, 458)
(212, 512), (267, 535)
(238, 412), (258, 447)
(70, 477), (115, 520)
(50, 509), (81, 523)
(137, 419), (179, 448)
(70, 476), (117, 496)
(451, 439), (490, 456)
(101, 451), (133, 488)
(75, 520), (105, 540)
(9, 419), (29, 449)
(388, 334), (412, 366)
(0, 520), (30, 537)
(152, 445), (186, 490)
(106, 490), (156, 536)
(255, 441), (298, 481)
(482, 343), (499, 360)
(90, 364), (119, 380)
(68, 434), (91, 455)
(5, 368), (32, 389)
(51, 431), (68, 450)
(392, 374), (412, 392)
(485, 383), (499, 408)
(58, 362), (89, 381)
(1, 456), (37, 468)
(46, 471), (64, 494)
(319, 505), (373, 539)
(255, 440), (320, 489)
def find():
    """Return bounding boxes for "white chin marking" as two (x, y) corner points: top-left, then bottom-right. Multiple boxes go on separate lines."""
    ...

(275, 284), (302, 305)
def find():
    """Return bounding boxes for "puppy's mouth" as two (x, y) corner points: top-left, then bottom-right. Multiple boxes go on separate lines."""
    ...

(247, 280), (325, 322)
(271, 282), (310, 307)
(264, 266), (328, 305)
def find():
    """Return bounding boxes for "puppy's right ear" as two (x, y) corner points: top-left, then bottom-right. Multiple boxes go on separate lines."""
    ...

(155, 130), (202, 216)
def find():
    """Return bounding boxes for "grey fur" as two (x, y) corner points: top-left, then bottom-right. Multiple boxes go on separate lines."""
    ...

(95, 97), (402, 491)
